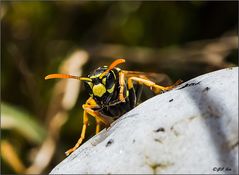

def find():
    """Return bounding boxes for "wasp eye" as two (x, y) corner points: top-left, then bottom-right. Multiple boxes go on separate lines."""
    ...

(105, 72), (115, 89)
(84, 82), (93, 95)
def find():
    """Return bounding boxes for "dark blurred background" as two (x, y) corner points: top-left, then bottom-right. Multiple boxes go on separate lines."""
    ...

(1, 1), (238, 174)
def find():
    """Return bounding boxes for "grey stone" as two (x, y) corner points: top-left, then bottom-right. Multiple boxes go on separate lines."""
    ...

(50, 67), (238, 174)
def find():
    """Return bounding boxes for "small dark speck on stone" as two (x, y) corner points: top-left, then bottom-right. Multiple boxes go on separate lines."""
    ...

(169, 99), (173, 102)
(154, 127), (165, 132)
(132, 139), (135, 143)
(178, 81), (201, 90)
(106, 139), (114, 147)
(154, 138), (163, 143)
(203, 87), (210, 92)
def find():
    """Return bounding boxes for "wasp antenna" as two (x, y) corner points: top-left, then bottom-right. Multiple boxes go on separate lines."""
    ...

(100, 59), (126, 78)
(45, 74), (92, 81)
(45, 74), (79, 80)
(108, 59), (125, 70)
(79, 77), (92, 81)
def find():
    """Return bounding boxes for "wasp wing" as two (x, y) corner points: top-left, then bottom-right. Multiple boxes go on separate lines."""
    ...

(121, 70), (176, 103)
(122, 70), (173, 86)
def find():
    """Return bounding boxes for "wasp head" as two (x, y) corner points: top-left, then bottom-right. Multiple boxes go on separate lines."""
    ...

(84, 66), (120, 104)
(45, 59), (125, 105)
(84, 59), (125, 104)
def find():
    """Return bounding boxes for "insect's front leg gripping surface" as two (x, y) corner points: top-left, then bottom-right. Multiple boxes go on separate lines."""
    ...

(95, 118), (101, 134)
(65, 110), (89, 156)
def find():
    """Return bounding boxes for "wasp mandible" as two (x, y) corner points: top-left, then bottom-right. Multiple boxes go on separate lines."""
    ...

(45, 59), (182, 156)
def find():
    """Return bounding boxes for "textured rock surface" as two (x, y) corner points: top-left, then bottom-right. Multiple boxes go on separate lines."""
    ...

(50, 67), (238, 174)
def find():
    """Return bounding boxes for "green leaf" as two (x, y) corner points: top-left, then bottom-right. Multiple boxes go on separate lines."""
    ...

(1, 102), (46, 144)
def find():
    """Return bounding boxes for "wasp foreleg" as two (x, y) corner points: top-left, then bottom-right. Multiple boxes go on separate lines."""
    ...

(95, 118), (101, 134)
(65, 110), (89, 156)
(65, 97), (112, 156)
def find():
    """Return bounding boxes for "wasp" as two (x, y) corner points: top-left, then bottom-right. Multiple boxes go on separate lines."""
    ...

(45, 59), (182, 156)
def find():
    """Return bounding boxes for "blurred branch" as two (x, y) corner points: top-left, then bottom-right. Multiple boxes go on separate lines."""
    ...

(1, 140), (26, 174)
(7, 43), (44, 118)
(1, 3), (7, 20)
(25, 50), (89, 174)
(86, 34), (237, 72)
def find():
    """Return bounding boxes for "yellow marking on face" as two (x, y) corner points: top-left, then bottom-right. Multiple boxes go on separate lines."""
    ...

(102, 77), (106, 85)
(80, 77), (92, 81)
(107, 84), (115, 93)
(92, 83), (106, 97)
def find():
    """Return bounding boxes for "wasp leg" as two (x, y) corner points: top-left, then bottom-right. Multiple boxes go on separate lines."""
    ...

(95, 118), (101, 134)
(65, 97), (113, 156)
(119, 71), (151, 102)
(83, 105), (112, 127)
(65, 110), (89, 156)
(83, 97), (105, 125)
(118, 71), (126, 102)
(128, 77), (181, 94)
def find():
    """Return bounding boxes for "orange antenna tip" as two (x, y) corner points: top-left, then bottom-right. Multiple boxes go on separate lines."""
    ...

(45, 74), (74, 80)
(100, 59), (126, 78)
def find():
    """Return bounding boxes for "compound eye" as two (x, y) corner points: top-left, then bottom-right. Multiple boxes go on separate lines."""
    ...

(105, 72), (115, 89)
(84, 82), (93, 95)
